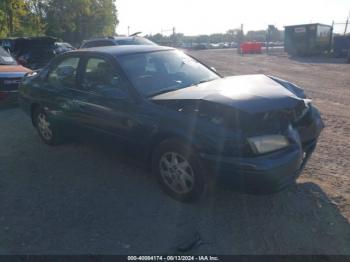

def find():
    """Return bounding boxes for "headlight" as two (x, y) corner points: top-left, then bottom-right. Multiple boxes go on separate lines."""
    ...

(247, 135), (289, 154)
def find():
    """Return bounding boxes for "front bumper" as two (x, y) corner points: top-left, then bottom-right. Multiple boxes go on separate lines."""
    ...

(0, 90), (19, 105)
(201, 139), (316, 193)
(200, 107), (324, 193)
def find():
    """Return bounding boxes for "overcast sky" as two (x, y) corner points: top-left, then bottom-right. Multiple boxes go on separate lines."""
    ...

(116, 0), (349, 35)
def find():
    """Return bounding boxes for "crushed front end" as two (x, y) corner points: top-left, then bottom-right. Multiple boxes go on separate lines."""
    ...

(151, 74), (324, 193)
(200, 99), (324, 193)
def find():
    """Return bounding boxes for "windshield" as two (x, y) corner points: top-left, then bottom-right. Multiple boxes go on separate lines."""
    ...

(117, 50), (220, 97)
(0, 47), (17, 65)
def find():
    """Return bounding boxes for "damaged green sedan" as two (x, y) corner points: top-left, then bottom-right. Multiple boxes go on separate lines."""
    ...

(18, 45), (324, 202)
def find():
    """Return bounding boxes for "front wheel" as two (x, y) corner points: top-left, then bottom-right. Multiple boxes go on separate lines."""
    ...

(152, 139), (207, 202)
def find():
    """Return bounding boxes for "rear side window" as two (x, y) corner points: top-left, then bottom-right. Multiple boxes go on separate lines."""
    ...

(48, 57), (79, 89)
(133, 38), (156, 45)
(82, 57), (124, 92)
(115, 38), (156, 46)
(115, 40), (134, 45)
(83, 40), (115, 48)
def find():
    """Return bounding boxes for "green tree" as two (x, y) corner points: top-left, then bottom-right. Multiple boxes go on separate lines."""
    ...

(0, 0), (46, 37)
(267, 25), (283, 42)
(25, 0), (48, 35)
(0, 0), (28, 36)
(45, 0), (118, 45)
(246, 30), (267, 42)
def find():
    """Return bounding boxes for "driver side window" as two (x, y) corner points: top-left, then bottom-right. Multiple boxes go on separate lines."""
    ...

(48, 57), (79, 89)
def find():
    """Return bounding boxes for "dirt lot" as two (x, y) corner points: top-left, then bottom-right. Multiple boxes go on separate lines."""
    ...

(190, 49), (350, 220)
(0, 50), (349, 255)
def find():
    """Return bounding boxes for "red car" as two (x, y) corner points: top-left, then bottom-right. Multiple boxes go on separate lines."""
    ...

(240, 42), (263, 54)
(0, 47), (31, 103)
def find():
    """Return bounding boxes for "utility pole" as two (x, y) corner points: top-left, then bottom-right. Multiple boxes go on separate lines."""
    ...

(172, 27), (176, 46)
(344, 12), (350, 35)
(329, 21), (334, 54)
(267, 25), (272, 55)
(238, 24), (244, 54)
(128, 26), (130, 36)
(161, 27), (176, 46)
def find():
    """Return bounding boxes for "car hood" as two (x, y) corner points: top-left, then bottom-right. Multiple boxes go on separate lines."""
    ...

(151, 74), (304, 114)
(0, 65), (31, 78)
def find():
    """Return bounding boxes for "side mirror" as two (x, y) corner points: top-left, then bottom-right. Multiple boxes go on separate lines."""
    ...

(210, 66), (217, 72)
(56, 66), (75, 79)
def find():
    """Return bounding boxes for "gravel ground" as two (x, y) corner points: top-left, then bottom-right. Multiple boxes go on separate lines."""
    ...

(0, 50), (349, 255)
(190, 49), (350, 220)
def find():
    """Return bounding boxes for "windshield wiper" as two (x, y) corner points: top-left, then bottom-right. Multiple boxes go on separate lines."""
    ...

(188, 78), (216, 88)
(148, 79), (217, 97)
(198, 78), (216, 85)
(148, 87), (180, 97)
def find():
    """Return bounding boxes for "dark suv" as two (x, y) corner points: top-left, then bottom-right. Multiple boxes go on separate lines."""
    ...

(0, 37), (74, 70)
(80, 36), (156, 49)
(18, 45), (324, 202)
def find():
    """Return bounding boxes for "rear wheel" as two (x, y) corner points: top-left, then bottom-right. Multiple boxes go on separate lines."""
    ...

(33, 107), (63, 145)
(152, 139), (207, 202)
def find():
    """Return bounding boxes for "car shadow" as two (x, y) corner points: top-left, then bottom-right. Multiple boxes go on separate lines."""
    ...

(0, 101), (18, 111)
(289, 56), (348, 65)
(47, 139), (350, 254)
(192, 182), (350, 255)
(2, 126), (350, 255)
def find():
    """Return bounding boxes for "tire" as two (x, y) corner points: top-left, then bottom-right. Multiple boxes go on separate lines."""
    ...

(33, 107), (63, 145)
(152, 138), (207, 202)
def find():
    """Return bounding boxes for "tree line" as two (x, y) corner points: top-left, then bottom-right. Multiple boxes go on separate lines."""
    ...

(0, 0), (118, 45)
(147, 27), (284, 46)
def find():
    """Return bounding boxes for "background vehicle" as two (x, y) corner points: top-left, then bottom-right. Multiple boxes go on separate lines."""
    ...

(80, 36), (156, 49)
(54, 42), (75, 54)
(18, 45), (323, 202)
(0, 47), (31, 103)
(0, 37), (74, 70)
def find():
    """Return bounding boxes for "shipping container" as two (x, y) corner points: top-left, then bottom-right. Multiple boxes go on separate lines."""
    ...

(333, 35), (350, 58)
(284, 23), (332, 56)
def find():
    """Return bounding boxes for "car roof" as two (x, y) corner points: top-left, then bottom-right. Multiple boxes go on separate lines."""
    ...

(77, 45), (174, 57)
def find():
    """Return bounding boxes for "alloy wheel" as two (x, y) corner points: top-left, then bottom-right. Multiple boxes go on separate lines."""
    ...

(159, 152), (195, 194)
(37, 113), (53, 141)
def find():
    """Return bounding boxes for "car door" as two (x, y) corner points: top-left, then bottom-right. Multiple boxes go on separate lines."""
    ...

(37, 55), (82, 129)
(71, 55), (149, 143)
